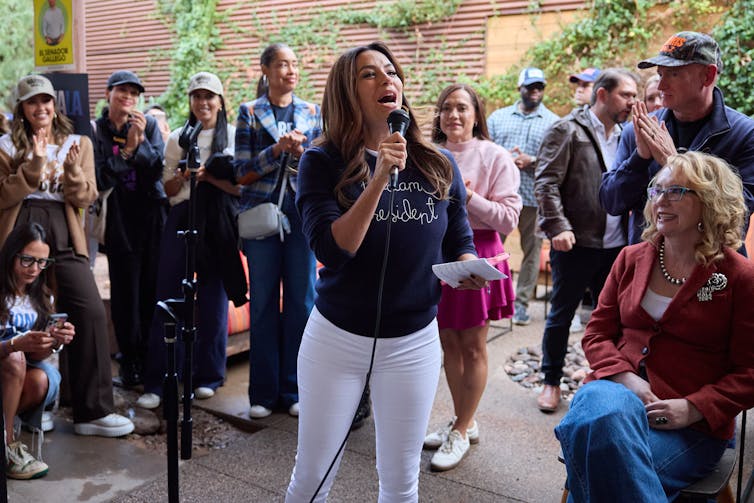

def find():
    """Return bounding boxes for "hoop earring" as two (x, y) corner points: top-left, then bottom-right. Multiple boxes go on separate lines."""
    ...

(697, 221), (704, 233)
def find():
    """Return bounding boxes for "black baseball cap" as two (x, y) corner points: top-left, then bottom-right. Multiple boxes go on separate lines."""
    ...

(106, 70), (145, 93)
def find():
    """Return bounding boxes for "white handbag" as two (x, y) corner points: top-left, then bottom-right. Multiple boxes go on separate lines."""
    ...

(238, 170), (291, 241)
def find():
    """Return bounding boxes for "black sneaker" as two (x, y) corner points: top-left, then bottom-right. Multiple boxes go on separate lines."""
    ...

(116, 360), (143, 387)
(351, 387), (371, 431)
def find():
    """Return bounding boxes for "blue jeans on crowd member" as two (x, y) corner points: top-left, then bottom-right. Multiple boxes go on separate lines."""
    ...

(242, 192), (316, 410)
(556, 380), (727, 502)
(143, 201), (229, 395)
(541, 246), (621, 386)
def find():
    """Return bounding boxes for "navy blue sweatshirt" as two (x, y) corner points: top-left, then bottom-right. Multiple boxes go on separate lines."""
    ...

(296, 145), (475, 338)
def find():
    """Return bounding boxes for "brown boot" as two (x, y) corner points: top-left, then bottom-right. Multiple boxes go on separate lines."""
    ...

(537, 384), (561, 412)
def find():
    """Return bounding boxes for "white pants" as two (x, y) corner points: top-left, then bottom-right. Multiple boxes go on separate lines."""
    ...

(286, 307), (441, 502)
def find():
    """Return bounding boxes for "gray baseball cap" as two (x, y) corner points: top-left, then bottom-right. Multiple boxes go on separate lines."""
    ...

(188, 72), (224, 97)
(16, 75), (56, 102)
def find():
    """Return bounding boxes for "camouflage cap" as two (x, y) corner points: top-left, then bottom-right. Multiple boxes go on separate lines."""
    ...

(638, 32), (723, 73)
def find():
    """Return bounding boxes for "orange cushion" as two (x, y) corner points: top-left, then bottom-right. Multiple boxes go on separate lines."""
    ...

(227, 251), (250, 334)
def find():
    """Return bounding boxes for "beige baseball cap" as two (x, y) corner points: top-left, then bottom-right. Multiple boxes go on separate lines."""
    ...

(188, 72), (224, 97)
(17, 75), (56, 102)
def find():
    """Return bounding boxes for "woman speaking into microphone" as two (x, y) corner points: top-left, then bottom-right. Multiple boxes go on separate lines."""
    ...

(286, 42), (485, 502)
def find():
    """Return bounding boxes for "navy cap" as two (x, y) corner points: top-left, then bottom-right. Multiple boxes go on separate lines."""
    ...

(106, 70), (145, 93)
(569, 68), (601, 83)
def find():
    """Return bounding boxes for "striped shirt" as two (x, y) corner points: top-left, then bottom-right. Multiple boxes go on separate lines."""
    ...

(487, 101), (559, 206)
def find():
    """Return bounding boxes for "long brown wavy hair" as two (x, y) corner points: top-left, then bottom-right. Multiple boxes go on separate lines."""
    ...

(9, 80), (73, 165)
(318, 41), (453, 208)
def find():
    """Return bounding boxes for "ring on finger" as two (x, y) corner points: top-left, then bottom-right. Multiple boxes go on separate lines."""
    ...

(654, 416), (668, 425)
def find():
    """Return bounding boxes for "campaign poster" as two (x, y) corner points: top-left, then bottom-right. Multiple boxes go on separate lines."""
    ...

(44, 73), (91, 137)
(34, 0), (75, 70)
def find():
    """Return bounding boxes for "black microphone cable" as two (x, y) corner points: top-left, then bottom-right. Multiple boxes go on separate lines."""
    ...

(308, 184), (398, 503)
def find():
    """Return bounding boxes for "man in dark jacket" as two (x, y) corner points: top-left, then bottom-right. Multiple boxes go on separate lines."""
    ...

(534, 69), (639, 412)
(601, 31), (754, 245)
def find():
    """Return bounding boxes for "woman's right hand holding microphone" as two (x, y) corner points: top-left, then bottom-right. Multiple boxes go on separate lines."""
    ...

(375, 132), (406, 186)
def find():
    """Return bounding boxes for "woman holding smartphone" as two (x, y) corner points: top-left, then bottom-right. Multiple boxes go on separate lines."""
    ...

(0, 222), (75, 479)
(92, 70), (167, 388)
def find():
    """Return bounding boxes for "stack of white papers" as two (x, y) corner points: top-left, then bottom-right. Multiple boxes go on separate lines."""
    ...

(432, 257), (507, 288)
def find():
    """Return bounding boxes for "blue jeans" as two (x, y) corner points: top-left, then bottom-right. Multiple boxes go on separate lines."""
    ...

(143, 202), (229, 395)
(556, 380), (727, 502)
(242, 193), (316, 409)
(541, 246), (621, 385)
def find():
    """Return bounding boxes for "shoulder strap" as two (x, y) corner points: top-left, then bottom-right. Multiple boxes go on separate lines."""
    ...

(277, 165), (289, 207)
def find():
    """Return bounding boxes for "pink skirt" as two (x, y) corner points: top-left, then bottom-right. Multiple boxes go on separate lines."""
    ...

(437, 229), (515, 330)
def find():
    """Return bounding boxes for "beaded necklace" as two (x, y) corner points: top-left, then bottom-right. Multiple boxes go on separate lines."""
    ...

(658, 241), (686, 285)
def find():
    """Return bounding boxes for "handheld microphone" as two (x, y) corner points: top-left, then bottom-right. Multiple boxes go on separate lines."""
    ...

(387, 108), (410, 189)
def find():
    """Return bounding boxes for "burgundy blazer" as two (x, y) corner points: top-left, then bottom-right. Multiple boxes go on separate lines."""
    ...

(583, 241), (754, 440)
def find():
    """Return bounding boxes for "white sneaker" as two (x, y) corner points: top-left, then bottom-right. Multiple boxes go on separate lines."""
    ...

(74, 413), (134, 437)
(288, 403), (299, 417)
(430, 429), (470, 471)
(466, 420), (480, 445)
(569, 314), (584, 333)
(194, 387), (215, 400)
(249, 405), (272, 418)
(424, 417), (479, 449)
(6, 441), (48, 479)
(41, 411), (54, 433)
(136, 393), (161, 409)
(424, 417), (455, 449)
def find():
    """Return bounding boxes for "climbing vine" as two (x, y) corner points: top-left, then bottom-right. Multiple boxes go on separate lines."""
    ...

(150, 0), (744, 126)
(713, 0), (754, 116)
(472, 0), (731, 114)
(154, 0), (225, 127)
(337, 0), (464, 29)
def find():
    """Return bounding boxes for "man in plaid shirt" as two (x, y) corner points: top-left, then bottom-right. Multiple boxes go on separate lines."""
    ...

(487, 67), (559, 325)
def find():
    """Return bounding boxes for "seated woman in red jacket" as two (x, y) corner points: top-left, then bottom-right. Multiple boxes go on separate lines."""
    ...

(556, 151), (754, 502)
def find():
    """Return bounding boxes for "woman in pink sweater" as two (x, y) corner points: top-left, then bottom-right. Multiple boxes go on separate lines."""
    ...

(424, 84), (522, 471)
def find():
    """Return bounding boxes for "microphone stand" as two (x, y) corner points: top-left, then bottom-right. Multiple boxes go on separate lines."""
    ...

(158, 123), (202, 503)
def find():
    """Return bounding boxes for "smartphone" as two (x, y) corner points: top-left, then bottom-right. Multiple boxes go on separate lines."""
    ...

(46, 313), (68, 331)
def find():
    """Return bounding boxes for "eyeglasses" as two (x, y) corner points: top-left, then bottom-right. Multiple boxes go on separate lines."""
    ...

(646, 185), (696, 202)
(16, 254), (54, 270)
